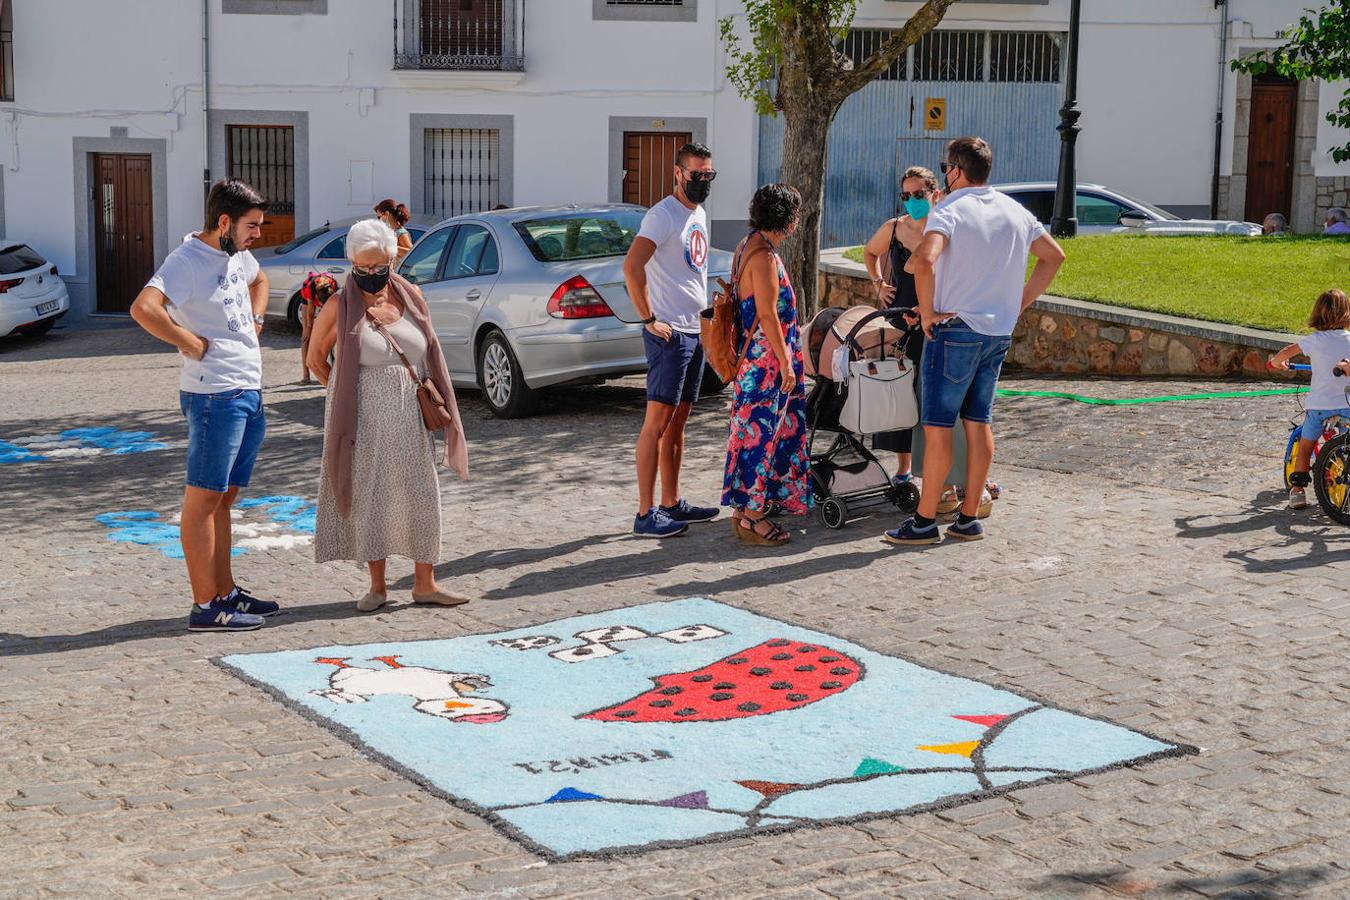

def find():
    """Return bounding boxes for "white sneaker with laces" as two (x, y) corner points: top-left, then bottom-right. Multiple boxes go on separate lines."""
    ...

(1288, 487), (1309, 510)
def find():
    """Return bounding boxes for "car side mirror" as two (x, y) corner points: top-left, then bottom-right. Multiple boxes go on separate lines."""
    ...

(1119, 211), (1149, 228)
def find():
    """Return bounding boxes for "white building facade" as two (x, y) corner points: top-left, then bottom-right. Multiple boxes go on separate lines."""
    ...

(1, 0), (1346, 321)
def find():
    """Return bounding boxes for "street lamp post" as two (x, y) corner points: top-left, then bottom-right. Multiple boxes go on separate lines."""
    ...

(1051, 0), (1083, 238)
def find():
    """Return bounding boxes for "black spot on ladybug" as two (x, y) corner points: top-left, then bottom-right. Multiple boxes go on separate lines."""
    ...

(797, 646), (818, 653)
(715, 682), (736, 690)
(710, 692), (734, 701)
(794, 664), (816, 672)
(767, 639), (791, 647)
(819, 656), (841, 663)
(771, 681), (792, 690)
(786, 693), (808, 702)
(771, 653), (793, 661)
(614, 709), (636, 718)
(674, 708), (698, 717)
(820, 681), (843, 690)
(650, 699), (674, 708)
(691, 674), (713, 683)
(830, 667), (852, 676)
(749, 667), (771, 676)
(660, 686), (683, 695)
(727, 657), (749, 665)
(737, 702), (761, 712)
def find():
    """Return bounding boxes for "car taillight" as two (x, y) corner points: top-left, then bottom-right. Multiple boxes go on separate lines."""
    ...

(49, 265), (58, 276)
(548, 275), (614, 319)
(0, 278), (22, 293)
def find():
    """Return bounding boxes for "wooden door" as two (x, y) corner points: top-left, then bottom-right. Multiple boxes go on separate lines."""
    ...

(227, 124), (295, 248)
(622, 131), (692, 208)
(93, 153), (154, 314)
(1245, 75), (1297, 221)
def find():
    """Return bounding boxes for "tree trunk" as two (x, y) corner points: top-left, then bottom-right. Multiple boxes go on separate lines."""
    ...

(777, 100), (837, 318)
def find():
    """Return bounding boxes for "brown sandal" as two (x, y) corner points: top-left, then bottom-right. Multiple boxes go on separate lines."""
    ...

(734, 515), (790, 546)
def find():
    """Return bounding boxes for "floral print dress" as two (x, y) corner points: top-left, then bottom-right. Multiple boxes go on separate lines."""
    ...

(721, 249), (813, 514)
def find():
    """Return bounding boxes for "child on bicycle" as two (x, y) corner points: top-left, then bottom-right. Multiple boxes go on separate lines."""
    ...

(1271, 288), (1350, 509)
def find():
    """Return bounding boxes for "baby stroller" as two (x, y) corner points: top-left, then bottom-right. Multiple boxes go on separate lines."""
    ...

(804, 305), (922, 528)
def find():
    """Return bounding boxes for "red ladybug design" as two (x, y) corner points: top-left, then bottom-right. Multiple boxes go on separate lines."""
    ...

(578, 638), (864, 724)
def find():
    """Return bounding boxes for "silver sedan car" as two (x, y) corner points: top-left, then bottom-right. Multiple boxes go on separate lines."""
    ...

(401, 204), (732, 418)
(258, 217), (431, 326)
(996, 182), (1263, 236)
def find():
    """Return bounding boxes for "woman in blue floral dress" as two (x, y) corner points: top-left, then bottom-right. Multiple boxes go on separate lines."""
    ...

(722, 184), (813, 546)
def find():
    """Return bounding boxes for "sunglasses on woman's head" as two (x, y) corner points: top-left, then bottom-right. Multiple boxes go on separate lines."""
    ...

(900, 189), (930, 201)
(352, 265), (390, 276)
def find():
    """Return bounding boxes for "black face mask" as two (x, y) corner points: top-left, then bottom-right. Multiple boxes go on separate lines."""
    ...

(352, 270), (390, 294)
(942, 166), (960, 196)
(219, 222), (240, 257)
(683, 177), (711, 205)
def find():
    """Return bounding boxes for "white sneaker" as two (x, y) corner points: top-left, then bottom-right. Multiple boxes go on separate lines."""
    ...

(1288, 487), (1309, 510)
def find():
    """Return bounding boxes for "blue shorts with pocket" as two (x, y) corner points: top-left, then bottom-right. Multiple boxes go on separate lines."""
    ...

(1301, 406), (1350, 441)
(920, 320), (1012, 428)
(643, 328), (704, 406)
(179, 389), (266, 493)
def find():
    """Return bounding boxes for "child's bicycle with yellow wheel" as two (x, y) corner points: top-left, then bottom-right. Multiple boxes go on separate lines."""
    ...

(1281, 363), (1350, 525)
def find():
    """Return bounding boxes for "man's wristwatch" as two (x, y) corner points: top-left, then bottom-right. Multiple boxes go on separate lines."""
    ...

(639, 315), (657, 325)
(252, 314), (266, 325)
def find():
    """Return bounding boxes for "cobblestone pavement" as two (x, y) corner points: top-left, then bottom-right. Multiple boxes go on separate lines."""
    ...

(2, 323), (1348, 898)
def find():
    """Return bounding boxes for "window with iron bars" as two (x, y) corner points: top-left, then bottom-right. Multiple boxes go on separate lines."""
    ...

(396, 0), (525, 71)
(0, 2), (13, 102)
(841, 29), (1062, 84)
(606, 1), (684, 5)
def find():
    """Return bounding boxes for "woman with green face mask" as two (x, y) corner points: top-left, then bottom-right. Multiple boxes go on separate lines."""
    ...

(862, 166), (941, 486)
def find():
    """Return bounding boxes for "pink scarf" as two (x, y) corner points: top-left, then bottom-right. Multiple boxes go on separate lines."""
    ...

(322, 273), (469, 516)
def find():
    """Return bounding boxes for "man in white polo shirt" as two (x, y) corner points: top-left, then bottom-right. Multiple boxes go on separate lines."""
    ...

(885, 137), (1065, 545)
(130, 178), (280, 631)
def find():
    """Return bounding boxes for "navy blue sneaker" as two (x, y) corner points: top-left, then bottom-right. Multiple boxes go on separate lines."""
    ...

(946, 518), (984, 541)
(660, 499), (720, 524)
(188, 601), (265, 632)
(219, 585), (281, 617)
(633, 507), (689, 539)
(883, 518), (942, 545)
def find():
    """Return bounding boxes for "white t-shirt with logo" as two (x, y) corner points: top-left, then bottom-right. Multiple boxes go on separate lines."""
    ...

(924, 186), (1048, 337)
(636, 195), (709, 335)
(147, 234), (263, 393)
(1297, 329), (1350, 410)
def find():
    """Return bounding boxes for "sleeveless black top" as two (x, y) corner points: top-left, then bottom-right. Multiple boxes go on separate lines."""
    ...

(887, 219), (923, 360)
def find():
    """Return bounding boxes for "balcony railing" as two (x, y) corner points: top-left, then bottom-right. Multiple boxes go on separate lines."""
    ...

(394, 0), (525, 72)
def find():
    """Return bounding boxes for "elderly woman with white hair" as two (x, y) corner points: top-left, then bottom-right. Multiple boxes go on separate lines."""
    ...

(307, 218), (470, 611)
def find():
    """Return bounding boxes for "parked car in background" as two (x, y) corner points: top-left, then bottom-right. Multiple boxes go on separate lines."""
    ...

(400, 203), (733, 418)
(996, 183), (1263, 236)
(0, 240), (69, 337)
(259, 217), (433, 326)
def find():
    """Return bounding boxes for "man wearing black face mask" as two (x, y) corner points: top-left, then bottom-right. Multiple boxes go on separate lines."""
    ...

(130, 178), (280, 632)
(623, 141), (719, 538)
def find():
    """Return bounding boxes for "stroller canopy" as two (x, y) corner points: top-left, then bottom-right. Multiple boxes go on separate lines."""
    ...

(804, 304), (909, 379)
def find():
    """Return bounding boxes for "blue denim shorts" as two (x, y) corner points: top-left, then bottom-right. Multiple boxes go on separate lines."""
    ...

(920, 320), (1012, 428)
(1301, 406), (1350, 441)
(643, 328), (704, 406)
(179, 389), (266, 493)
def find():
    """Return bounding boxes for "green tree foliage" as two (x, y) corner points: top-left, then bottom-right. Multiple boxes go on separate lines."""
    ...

(719, 0), (960, 312)
(1233, 0), (1350, 163)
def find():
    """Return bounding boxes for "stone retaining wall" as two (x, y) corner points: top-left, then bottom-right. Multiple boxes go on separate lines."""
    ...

(817, 250), (1303, 380)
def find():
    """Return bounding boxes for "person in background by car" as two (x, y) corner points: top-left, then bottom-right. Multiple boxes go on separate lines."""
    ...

(129, 178), (281, 632)
(298, 272), (338, 384)
(1324, 208), (1350, 236)
(375, 199), (415, 263)
(1262, 213), (1288, 236)
(623, 141), (721, 538)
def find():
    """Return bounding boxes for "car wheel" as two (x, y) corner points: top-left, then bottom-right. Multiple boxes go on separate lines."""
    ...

(699, 363), (728, 399)
(17, 318), (56, 336)
(286, 294), (304, 330)
(477, 330), (539, 419)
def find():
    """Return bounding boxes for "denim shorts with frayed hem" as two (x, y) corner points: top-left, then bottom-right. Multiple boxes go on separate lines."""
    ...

(180, 388), (266, 493)
(920, 320), (1012, 429)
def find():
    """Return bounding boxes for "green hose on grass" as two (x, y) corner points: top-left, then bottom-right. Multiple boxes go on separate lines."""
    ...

(995, 386), (1306, 406)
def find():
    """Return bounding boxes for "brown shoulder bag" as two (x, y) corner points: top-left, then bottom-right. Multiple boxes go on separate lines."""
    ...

(699, 233), (762, 383)
(367, 313), (455, 431)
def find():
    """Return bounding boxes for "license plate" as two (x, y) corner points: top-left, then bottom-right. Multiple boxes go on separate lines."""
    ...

(35, 300), (59, 316)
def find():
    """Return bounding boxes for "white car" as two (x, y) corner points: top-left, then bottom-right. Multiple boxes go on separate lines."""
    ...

(0, 240), (70, 337)
(996, 182), (1263, 236)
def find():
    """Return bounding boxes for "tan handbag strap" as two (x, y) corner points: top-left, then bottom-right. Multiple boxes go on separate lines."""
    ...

(731, 231), (781, 374)
(366, 312), (422, 384)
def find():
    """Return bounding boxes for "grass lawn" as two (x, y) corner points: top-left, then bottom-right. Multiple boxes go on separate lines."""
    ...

(840, 234), (1349, 334)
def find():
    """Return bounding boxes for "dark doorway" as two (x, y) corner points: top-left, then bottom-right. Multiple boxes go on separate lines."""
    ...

(622, 131), (692, 208)
(93, 153), (154, 314)
(1245, 74), (1297, 222)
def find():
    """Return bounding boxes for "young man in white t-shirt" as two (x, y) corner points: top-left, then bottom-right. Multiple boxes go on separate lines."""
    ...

(885, 137), (1065, 546)
(129, 179), (279, 631)
(623, 142), (721, 538)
